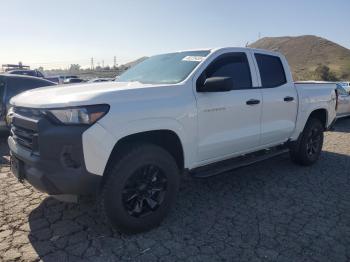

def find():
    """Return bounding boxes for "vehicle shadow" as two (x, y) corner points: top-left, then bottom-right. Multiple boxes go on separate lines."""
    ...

(27, 148), (350, 261)
(329, 117), (350, 133)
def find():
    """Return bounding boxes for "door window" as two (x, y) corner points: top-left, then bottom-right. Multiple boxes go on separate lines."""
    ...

(198, 53), (252, 90)
(255, 54), (287, 88)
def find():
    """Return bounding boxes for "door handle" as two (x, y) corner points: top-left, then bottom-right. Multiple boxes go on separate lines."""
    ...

(246, 99), (260, 105)
(284, 96), (294, 102)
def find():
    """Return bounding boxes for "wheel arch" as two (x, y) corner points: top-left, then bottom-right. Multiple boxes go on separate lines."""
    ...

(101, 129), (185, 186)
(290, 107), (330, 142)
(307, 108), (328, 129)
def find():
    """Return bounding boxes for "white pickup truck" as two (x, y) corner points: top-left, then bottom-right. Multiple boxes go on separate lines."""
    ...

(8, 47), (337, 233)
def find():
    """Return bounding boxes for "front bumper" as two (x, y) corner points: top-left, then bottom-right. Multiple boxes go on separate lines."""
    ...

(8, 111), (101, 196)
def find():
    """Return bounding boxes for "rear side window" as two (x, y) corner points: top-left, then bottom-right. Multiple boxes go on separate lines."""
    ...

(202, 52), (252, 90)
(255, 54), (287, 88)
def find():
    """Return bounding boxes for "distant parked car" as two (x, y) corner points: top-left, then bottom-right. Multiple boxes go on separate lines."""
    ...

(52, 75), (79, 84)
(63, 78), (85, 84)
(336, 83), (350, 118)
(88, 78), (114, 83)
(7, 69), (45, 78)
(0, 74), (56, 129)
(45, 76), (60, 84)
(339, 82), (350, 93)
(7, 69), (61, 83)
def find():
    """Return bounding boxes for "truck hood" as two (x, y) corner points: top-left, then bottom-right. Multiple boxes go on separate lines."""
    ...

(10, 81), (166, 108)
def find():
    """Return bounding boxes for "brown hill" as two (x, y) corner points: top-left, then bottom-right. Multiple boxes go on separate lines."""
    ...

(249, 35), (350, 81)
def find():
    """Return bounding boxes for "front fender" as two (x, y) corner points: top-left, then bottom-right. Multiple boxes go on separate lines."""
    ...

(82, 118), (193, 176)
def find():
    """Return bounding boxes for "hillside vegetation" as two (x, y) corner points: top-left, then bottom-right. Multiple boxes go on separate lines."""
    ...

(249, 35), (350, 81)
(44, 57), (148, 79)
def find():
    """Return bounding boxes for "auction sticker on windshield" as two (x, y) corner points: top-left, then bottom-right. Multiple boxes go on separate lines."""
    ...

(182, 56), (206, 62)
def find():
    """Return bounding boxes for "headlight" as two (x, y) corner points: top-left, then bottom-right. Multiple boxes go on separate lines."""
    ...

(6, 107), (14, 126)
(46, 104), (109, 125)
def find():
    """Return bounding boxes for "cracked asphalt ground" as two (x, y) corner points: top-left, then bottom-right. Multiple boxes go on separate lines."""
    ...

(1, 119), (350, 262)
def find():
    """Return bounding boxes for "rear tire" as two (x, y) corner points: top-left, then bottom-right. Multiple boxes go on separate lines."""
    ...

(289, 118), (324, 166)
(99, 143), (180, 234)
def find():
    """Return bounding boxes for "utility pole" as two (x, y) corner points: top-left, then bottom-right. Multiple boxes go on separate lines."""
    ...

(90, 57), (94, 70)
(102, 60), (104, 68)
(113, 56), (117, 68)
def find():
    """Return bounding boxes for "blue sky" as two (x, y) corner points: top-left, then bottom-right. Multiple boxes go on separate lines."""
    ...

(1, 0), (349, 69)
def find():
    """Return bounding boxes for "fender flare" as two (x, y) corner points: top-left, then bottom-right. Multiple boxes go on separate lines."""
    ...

(82, 118), (191, 176)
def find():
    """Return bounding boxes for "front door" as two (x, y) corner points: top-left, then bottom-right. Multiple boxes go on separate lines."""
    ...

(195, 52), (262, 162)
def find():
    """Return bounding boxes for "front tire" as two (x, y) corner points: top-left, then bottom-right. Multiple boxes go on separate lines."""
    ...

(290, 118), (324, 166)
(99, 144), (180, 234)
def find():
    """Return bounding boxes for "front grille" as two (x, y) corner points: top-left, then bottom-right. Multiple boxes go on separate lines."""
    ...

(10, 107), (41, 154)
(11, 125), (38, 152)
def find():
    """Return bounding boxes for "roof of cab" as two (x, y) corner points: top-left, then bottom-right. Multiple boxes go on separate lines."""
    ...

(174, 47), (284, 58)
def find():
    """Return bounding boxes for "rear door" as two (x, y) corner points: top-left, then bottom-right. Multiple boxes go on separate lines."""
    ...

(253, 52), (298, 146)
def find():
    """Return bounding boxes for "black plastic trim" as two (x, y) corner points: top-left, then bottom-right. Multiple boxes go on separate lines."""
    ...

(190, 145), (289, 178)
(8, 111), (101, 196)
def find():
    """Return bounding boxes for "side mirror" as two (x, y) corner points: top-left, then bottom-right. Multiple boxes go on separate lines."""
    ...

(199, 77), (233, 92)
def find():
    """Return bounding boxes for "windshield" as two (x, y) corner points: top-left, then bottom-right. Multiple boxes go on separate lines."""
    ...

(117, 50), (210, 84)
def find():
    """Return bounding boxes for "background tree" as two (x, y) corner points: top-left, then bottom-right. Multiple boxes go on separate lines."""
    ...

(314, 65), (339, 81)
(69, 64), (81, 72)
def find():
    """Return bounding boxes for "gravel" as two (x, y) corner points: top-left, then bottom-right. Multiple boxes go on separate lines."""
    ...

(1, 118), (350, 261)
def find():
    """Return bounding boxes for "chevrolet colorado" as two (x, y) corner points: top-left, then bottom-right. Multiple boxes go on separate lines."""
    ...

(8, 48), (337, 233)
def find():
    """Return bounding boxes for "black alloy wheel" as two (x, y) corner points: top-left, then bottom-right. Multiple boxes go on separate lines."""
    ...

(99, 143), (180, 233)
(122, 164), (168, 217)
(289, 118), (324, 166)
(305, 126), (322, 157)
